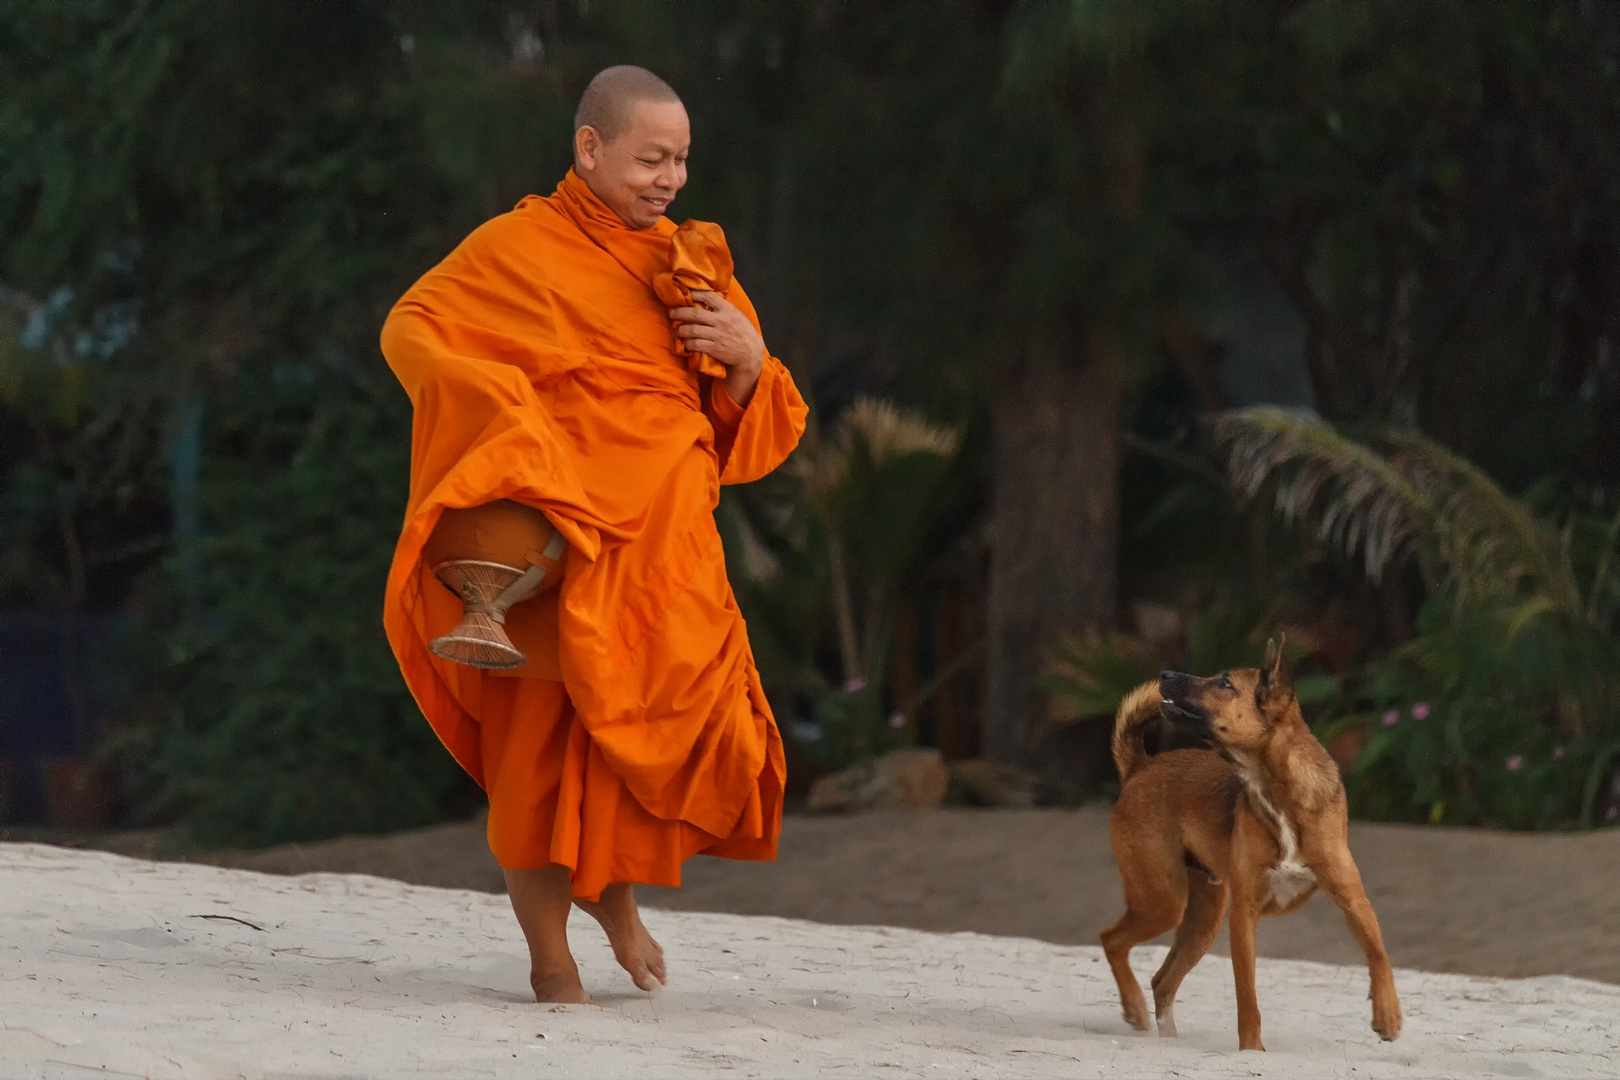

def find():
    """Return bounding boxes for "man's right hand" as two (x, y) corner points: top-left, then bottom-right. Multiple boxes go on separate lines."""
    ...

(670, 291), (765, 405)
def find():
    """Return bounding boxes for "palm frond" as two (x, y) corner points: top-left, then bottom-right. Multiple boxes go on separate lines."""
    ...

(1589, 505), (1620, 627)
(1382, 430), (1572, 612)
(788, 397), (961, 504)
(1213, 407), (1592, 626)
(785, 433), (849, 503)
(1043, 630), (1159, 722)
(840, 397), (961, 463)
(1212, 406), (1432, 583)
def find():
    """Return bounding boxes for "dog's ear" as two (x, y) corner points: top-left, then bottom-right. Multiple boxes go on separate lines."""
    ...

(1258, 633), (1293, 708)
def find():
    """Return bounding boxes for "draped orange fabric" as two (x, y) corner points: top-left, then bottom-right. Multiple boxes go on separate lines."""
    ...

(380, 169), (808, 901)
(652, 220), (733, 378)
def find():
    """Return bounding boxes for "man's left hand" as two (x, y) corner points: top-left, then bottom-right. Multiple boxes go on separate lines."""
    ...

(670, 291), (765, 406)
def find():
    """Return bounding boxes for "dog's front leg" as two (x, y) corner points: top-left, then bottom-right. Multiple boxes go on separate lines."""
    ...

(1312, 846), (1402, 1042)
(1227, 886), (1266, 1051)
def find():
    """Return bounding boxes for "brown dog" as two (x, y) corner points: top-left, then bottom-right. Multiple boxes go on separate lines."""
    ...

(1100, 638), (1402, 1051)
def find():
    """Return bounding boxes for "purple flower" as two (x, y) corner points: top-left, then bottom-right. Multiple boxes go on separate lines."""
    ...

(1412, 702), (1430, 721)
(843, 676), (868, 694)
(888, 712), (907, 730)
(1607, 805), (1619, 822)
(1553, 746), (1565, 761)
(1506, 755), (1523, 772)
(1382, 709), (1400, 727)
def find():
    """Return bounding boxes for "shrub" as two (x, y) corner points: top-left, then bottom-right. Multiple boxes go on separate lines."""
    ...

(113, 365), (478, 845)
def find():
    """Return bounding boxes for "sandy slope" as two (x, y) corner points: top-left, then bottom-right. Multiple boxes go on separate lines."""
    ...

(3, 842), (1617, 1079)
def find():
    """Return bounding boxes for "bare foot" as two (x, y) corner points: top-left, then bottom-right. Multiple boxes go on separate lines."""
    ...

(504, 867), (593, 1004)
(576, 883), (666, 992)
(530, 961), (592, 1004)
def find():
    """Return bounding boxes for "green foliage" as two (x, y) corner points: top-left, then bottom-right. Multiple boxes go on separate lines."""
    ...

(806, 683), (910, 771)
(1009, 0), (1620, 480)
(1218, 407), (1588, 619)
(114, 365), (475, 844)
(1217, 407), (1620, 828)
(6, 0), (1620, 837)
(736, 398), (969, 768)
(0, 285), (165, 608)
(1043, 632), (1160, 723)
(791, 398), (963, 679)
(1215, 408), (1618, 636)
(820, 414), (961, 600)
(1044, 595), (1325, 723)
(1, 0), (480, 841)
(1349, 592), (1620, 830)
(715, 472), (838, 720)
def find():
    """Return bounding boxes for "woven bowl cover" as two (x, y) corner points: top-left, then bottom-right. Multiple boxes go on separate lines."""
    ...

(429, 561), (529, 670)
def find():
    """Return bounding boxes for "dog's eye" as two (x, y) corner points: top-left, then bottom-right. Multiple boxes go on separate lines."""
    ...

(1218, 675), (1233, 691)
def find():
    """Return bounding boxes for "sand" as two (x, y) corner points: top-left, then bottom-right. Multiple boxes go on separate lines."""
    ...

(4, 841), (1618, 1079)
(126, 806), (1620, 986)
(647, 808), (1620, 986)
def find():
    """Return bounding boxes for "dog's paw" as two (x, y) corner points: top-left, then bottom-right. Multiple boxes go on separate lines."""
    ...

(1371, 998), (1403, 1041)
(1121, 1004), (1151, 1032)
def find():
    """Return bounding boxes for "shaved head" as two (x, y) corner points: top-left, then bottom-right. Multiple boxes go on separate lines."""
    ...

(572, 65), (690, 230)
(574, 65), (682, 142)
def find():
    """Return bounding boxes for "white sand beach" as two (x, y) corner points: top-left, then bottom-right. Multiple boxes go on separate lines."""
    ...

(3, 841), (1616, 1079)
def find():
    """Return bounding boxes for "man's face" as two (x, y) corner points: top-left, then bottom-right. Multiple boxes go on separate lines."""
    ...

(574, 99), (690, 230)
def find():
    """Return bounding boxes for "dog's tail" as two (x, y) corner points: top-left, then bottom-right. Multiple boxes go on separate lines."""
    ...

(1112, 680), (1161, 782)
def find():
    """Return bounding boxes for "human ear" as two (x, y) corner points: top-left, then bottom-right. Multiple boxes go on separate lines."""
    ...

(574, 126), (601, 170)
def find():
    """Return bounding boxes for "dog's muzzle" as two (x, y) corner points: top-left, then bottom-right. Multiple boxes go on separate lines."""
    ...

(1157, 671), (1211, 733)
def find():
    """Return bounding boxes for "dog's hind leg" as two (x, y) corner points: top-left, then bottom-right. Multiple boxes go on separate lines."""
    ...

(1150, 873), (1228, 1038)
(1101, 863), (1186, 1033)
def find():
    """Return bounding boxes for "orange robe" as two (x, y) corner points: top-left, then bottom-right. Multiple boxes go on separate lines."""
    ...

(380, 169), (808, 901)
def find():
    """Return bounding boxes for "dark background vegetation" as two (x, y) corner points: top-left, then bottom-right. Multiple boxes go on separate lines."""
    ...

(1, 0), (1616, 844)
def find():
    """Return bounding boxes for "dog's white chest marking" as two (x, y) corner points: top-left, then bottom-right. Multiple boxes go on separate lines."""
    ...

(1241, 776), (1316, 907)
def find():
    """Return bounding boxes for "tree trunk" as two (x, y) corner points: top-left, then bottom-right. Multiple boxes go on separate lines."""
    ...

(983, 338), (1125, 771)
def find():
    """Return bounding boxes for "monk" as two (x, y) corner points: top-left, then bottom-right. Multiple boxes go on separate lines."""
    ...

(379, 65), (807, 1003)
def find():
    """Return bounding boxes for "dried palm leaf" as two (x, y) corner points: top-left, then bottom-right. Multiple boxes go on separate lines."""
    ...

(840, 397), (961, 462)
(787, 397), (961, 503)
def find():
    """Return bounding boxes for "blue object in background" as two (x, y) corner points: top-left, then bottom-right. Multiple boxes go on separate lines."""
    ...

(0, 612), (128, 823)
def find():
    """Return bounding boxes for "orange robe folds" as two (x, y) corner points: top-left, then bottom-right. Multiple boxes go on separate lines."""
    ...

(380, 169), (808, 901)
(652, 220), (734, 378)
